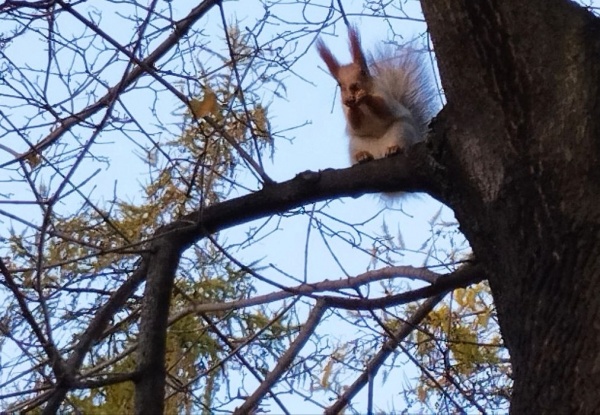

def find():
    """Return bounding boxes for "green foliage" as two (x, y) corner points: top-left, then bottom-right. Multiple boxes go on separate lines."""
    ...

(1, 23), (287, 414)
(0, 4), (516, 413)
(411, 282), (511, 408)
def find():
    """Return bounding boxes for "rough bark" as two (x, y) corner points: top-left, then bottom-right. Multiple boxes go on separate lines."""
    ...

(134, 239), (180, 415)
(420, 0), (600, 412)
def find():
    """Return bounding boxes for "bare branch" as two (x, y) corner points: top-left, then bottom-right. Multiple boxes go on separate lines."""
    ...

(321, 263), (484, 310)
(1, 0), (221, 168)
(169, 264), (442, 320)
(233, 300), (328, 415)
(325, 294), (445, 414)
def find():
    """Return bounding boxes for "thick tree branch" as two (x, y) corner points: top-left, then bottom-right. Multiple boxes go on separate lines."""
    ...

(41, 149), (443, 412)
(166, 144), (441, 252)
(134, 241), (181, 415)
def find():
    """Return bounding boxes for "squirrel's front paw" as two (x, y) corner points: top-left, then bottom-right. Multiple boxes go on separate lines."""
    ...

(354, 151), (374, 164)
(344, 96), (361, 108)
(354, 89), (368, 104)
(385, 145), (403, 157)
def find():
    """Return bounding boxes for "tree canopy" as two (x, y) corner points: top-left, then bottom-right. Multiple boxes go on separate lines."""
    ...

(1, 0), (599, 414)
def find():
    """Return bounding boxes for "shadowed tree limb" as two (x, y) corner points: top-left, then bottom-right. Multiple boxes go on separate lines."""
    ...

(37, 146), (455, 412)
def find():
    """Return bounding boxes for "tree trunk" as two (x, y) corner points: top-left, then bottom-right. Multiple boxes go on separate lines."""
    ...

(421, 0), (600, 412)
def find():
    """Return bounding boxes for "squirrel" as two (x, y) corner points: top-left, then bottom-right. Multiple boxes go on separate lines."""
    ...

(317, 26), (437, 165)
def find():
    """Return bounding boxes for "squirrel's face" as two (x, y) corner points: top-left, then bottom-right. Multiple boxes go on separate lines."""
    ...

(316, 29), (372, 108)
(337, 63), (373, 108)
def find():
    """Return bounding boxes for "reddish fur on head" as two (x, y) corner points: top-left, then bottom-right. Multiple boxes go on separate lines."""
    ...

(317, 26), (373, 108)
(347, 26), (369, 73)
(316, 38), (340, 79)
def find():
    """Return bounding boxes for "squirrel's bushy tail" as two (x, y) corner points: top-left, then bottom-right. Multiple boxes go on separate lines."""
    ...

(371, 46), (439, 138)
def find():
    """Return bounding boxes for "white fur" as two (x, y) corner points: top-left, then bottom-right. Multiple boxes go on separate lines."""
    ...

(345, 48), (437, 165)
(347, 100), (420, 164)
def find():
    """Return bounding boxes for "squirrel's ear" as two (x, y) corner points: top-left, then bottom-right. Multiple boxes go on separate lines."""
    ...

(317, 39), (340, 79)
(348, 25), (369, 73)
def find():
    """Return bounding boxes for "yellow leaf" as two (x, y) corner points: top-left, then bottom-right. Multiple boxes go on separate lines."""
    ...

(189, 89), (219, 119)
(478, 310), (491, 328)
(417, 385), (427, 402)
(466, 289), (476, 308)
(321, 358), (333, 388)
(454, 288), (466, 307)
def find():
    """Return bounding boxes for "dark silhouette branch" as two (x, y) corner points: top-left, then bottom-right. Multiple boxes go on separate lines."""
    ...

(0, 258), (66, 384)
(41, 262), (148, 414)
(166, 144), (440, 253)
(196, 311), (293, 415)
(233, 300), (328, 415)
(134, 242), (181, 415)
(40, 148), (448, 412)
(168, 264), (442, 321)
(321, 263), (484, 310)
(325, 294), (446, 415)
(2, 0), (221, 168)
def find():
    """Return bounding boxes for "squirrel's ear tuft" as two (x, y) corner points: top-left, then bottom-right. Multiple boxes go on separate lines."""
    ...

(317, 39), (340, 78)
(348, 25), (369, 72)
